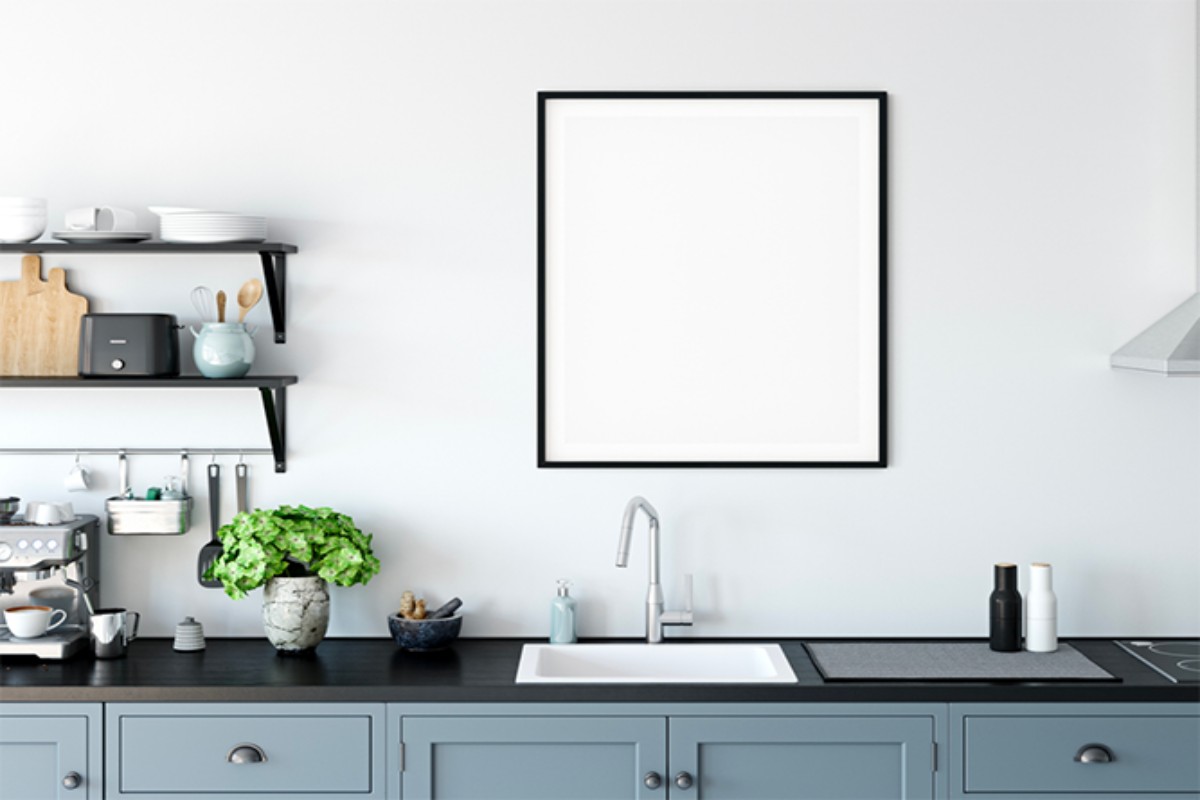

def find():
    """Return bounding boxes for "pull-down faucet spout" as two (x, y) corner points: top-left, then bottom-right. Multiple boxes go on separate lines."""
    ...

(616, 496), (692, 644)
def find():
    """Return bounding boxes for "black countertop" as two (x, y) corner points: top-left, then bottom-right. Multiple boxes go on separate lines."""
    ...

(1, 638), (1197, 704)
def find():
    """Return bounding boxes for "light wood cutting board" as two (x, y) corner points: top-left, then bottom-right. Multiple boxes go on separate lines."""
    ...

(0, 254), (90, 376)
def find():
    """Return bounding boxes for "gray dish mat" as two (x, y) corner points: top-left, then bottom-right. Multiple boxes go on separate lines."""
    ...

(805, 642), (1119, 682)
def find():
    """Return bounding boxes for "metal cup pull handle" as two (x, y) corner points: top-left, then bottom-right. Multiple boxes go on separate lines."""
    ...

(227, 743), (267, 764)
(1075, 744), (1114, 764)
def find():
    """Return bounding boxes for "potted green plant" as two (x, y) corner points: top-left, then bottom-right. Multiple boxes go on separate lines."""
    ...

(204, 505), (381, 653)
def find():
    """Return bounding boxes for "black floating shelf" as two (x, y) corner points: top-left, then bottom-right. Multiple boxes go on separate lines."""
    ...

(0, 242), (297, 254)
(1, 241), (296, 344)
(0, 376), (297, 472)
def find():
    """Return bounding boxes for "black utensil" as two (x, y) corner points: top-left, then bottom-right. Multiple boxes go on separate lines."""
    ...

(197, 463), (222, 587)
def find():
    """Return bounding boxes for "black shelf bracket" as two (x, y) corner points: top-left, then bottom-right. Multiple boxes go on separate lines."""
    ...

(259, 384), (288, 472)
(259, 250), (288, 344)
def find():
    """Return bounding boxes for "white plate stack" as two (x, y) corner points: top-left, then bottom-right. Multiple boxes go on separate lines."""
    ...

(152, 207), (267, 244)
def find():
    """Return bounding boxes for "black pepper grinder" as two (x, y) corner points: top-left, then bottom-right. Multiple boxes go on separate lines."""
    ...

(989, 563), (1022, 652)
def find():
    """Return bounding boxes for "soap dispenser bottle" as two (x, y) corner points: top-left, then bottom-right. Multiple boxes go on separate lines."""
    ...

(550, 579), (577, 644)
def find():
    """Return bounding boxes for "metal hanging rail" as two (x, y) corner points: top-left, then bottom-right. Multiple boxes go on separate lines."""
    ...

(0, 376), (296, 472)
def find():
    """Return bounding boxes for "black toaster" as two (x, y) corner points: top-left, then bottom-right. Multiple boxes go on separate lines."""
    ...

(78, 314), (180, 377)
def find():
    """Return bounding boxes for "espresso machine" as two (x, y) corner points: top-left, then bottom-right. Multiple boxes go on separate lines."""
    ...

(0, 499), (100, 659)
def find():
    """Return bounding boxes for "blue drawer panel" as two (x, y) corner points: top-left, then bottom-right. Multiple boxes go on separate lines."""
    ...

(964, 714), (1200, 794)
(113, 707), (380, 796)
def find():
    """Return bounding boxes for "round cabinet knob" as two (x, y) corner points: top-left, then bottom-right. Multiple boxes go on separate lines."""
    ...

(62, 772), (82, 790)
(643, 771), (662, 790)
(111, 358), (125, 371)
(1075, 744), (1115, 764)
(227, 743), (268, 764)
(675, 771), (695, 790)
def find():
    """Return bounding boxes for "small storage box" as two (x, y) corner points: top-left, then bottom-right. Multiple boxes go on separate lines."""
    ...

(79, 313), (180, 377)
(106, 496), (193, 535)
(105, 451), (192, 535)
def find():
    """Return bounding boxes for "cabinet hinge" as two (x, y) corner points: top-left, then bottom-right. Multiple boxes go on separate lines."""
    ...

(399, 742), (405, 772)
(932, 742), (938, 772)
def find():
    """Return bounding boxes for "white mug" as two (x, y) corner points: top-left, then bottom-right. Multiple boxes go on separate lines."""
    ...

(26, 501), (73, 525)
(4, 605), (68, 638)
(65, 461), (91, 492)
(65, 206), (137, 232)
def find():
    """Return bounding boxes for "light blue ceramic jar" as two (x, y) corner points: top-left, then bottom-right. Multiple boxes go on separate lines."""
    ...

(191, 322), (256, 378)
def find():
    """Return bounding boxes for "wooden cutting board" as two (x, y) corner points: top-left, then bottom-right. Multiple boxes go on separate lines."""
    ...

(0, 254), (90, 376)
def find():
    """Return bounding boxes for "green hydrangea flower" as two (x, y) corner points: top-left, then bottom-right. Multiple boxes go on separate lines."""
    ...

(204, 505), (381, 599)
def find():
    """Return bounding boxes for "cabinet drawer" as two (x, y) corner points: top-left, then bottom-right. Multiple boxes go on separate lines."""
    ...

(116, 712), (374, 794)
(963, 715), (1200, 794)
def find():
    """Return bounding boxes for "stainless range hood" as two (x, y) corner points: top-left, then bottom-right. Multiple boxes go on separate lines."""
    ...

(1110, 11), (1200, 377)
(1111, 293), (1200, 376)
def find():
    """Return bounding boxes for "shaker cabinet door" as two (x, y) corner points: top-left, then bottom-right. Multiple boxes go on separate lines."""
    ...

(0, 705), (100, 800)
(400, 716), (667, 800)
(669, 716), (935, 800)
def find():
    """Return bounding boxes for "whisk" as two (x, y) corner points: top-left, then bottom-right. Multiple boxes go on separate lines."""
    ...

(190, 285), (215, 322)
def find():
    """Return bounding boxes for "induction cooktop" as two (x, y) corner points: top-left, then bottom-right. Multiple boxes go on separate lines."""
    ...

(1115, 640), (1200, 683)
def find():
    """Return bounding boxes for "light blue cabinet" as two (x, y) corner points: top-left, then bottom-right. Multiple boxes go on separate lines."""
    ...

(400, 716), (666, 800)
(670, 715), (935, 799)
(105, 702), (386, 799)
(389, 704), (943, 800)
(0, 703), (102, 800)
(950, 703), (1200, 800)
(4, 699), (1197, 799)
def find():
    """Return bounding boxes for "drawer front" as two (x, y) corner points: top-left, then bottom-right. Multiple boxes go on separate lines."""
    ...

(964, 715), (1200, 794)
(117, 712), (374, 794)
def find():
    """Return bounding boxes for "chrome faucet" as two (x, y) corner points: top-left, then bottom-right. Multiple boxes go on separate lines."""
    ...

(616, 496), (693, 644)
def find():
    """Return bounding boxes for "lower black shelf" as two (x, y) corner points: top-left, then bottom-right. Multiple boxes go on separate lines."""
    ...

(0, 375), (297, 472)
(0, 375), (296, 388)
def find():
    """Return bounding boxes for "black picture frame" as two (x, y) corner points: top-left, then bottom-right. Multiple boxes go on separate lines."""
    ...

(540, 92), (888, 470)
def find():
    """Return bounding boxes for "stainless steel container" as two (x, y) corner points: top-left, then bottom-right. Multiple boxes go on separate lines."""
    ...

(105, 497), (193, 534)
(105, 452), (192, 535)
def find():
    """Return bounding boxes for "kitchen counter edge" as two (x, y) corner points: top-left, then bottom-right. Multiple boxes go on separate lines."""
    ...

(1, 638), (1197, 704)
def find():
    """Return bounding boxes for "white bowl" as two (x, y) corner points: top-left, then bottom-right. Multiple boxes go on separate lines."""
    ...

(0, 196), (46, 207)
(0, 212), (47, 243)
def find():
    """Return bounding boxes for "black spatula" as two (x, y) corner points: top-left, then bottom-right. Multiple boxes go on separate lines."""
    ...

(197, 463), (222, 587)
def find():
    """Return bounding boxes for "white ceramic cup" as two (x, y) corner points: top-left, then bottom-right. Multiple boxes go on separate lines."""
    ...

(4, 605), (68, 638)
(64, 461), (91, 492)
(65, 206), (137, 232)
(26, 501), (72, 525)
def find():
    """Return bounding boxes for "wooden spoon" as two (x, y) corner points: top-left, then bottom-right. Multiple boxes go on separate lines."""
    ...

(216, 290), (227, 323)
(237, 278), (264, 323)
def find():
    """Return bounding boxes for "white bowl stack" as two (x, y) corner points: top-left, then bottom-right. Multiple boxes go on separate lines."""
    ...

(0, 197), (48, 243)
(152, 207), (267, 244)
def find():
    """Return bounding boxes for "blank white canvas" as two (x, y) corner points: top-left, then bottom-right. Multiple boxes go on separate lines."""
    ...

(544, 97), (882, 463)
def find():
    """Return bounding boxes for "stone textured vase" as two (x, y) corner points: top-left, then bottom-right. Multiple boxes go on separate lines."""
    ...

(262, 576), (330, 654)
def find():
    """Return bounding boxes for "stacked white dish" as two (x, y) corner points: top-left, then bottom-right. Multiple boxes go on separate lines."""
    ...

(152, 207), (267, 244)
(0, 197), (48, 243)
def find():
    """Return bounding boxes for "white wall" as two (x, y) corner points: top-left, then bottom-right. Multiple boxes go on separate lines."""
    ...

(1, 0), (1197, 639)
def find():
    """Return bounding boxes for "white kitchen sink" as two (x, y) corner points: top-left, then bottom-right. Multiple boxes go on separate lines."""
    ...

(515, 642), (798, 684)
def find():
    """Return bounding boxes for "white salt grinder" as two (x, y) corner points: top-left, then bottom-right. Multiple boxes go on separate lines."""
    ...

(1025, 562), (1057, 653)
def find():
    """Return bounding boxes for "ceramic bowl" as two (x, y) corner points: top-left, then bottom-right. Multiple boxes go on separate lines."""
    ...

(0, 210), (47, 243)
(387, 613), (462, 652)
